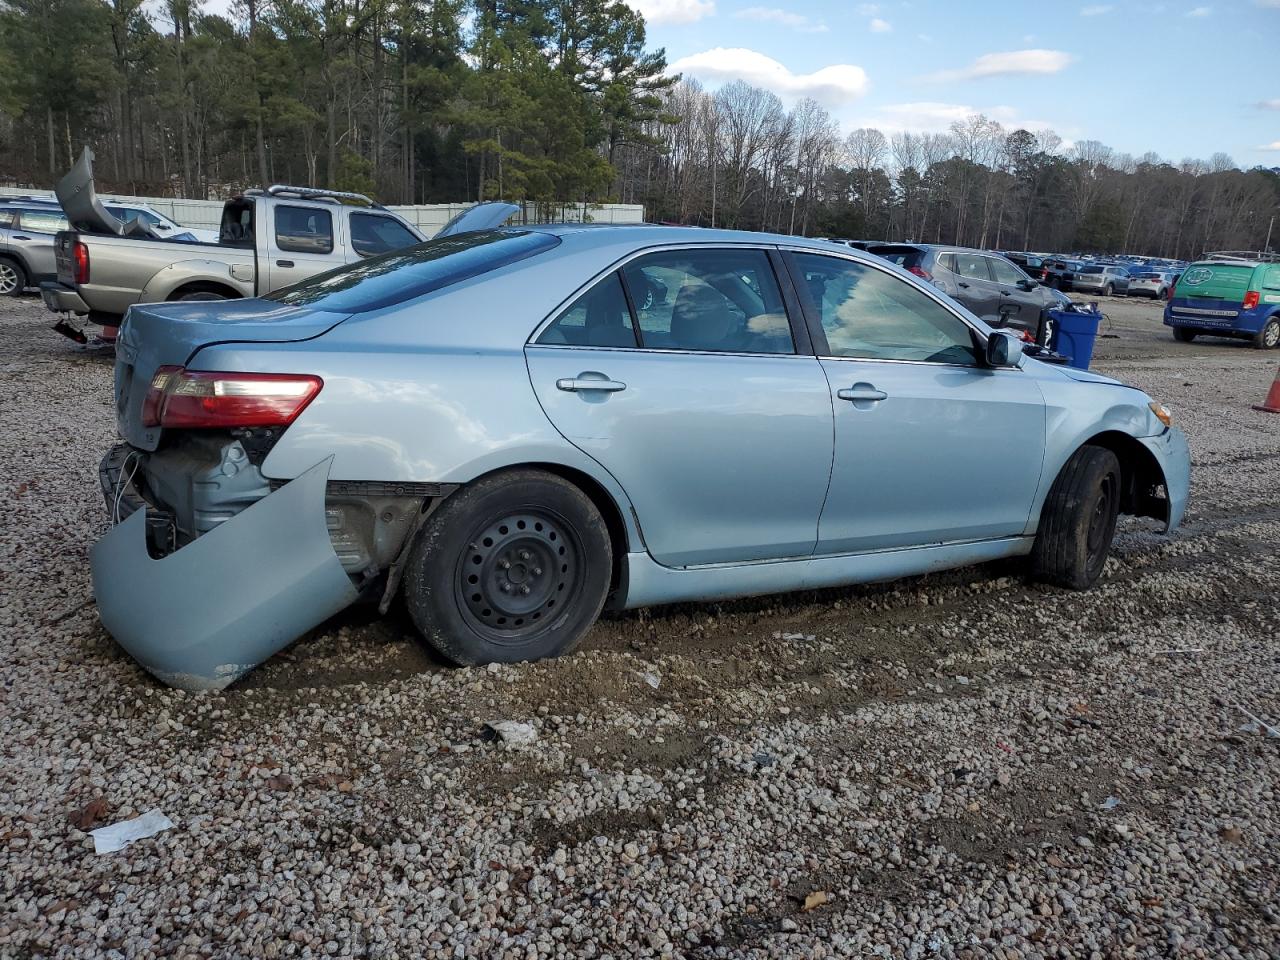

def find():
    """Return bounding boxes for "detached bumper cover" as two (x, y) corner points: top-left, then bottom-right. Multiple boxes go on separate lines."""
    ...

(91, 457), (359, 692)
(1138, 427), (1190, 532)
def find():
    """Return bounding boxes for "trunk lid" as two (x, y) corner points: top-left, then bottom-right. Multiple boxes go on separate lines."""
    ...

(115, 298), (350, 450)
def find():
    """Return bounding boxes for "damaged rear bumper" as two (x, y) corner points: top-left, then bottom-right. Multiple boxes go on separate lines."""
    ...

(91, 457), (359, 692)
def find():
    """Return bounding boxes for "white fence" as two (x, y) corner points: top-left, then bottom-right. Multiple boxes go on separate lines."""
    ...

(0, 187), (644, 234)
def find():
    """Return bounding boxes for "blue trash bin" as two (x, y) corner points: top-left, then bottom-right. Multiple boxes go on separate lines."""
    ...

(1049, 307), (1101, 370)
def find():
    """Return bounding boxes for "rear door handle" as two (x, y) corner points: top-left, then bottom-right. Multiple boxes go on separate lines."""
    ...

(557, 374), (626, 393)
(14, 235), (31, 241)
(837, 385), (888, 403)
(957, 281), (969, 288)
(276, 259), (294, 268)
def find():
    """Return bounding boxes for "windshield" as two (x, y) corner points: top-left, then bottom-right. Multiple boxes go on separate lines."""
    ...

(266, 230), (561, 313)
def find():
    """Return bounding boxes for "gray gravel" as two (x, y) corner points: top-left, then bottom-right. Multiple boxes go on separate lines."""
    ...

(1, 293), (1278, 958)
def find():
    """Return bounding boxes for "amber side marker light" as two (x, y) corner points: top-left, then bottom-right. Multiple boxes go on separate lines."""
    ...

(1149, 402), (1174, 428)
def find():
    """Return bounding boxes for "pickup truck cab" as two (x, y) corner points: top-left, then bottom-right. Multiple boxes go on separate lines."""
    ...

(40, 148), (515, 338)
(1164, 254), (1280, 349)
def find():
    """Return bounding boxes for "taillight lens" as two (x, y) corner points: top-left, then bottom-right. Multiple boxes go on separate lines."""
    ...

(140, 367), (322, 428)
(73, 241), (90, 284)
(1243, 291), (1260, 309)
(907, 265), (933, 282)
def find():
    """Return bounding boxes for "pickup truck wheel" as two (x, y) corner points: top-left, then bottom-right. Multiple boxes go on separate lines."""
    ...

(1173, 328), (1197, 343)
(1255, 318), (1280, 350)
(174, 289), (230, 302)
(403, 470), (612, 666)
(0, 258), (27, 297)
(1030, 445), (1121, 591)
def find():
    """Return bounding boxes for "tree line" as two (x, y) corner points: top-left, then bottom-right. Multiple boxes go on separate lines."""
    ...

(1, 0), (1276, 257)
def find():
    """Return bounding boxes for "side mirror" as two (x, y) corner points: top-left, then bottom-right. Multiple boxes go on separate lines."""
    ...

(1016, 278), (1037, 290)
(986, 331), (1024, 368)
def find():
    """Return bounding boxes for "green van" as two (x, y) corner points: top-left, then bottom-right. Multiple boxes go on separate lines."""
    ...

(1163, 257), (1280, 349)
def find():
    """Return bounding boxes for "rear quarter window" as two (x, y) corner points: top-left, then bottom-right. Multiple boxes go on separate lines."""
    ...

(266, 230), (561, 313)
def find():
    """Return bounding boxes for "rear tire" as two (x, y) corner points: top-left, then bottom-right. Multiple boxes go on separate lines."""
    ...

(1030, 445), (1122, 591)
(1254, 318), (1280, 350)
(1173, 328), (1197, 343)
(403, 470), (613, 665)
(1103, 283), (1114, 297)
(170, 283), (234, 302)
(0, 257), (27, 297)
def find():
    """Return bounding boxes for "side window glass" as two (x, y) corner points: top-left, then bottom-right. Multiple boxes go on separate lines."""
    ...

(953, 253), (992, 281)
(937, 253), (957, 275)
(275, 205), (334, 254)
(1262, 267), (1280, 291)
(0, 209), (13, 228)
(17, 209), (69, 234)
(350, 213), (419, 257)
(795, 252), (979, 366)
(537, 272), (637, 348)
(989, 257), (1024, 285)
(621, 249), (793, 354)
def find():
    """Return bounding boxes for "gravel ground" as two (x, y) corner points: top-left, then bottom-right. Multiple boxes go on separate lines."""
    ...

(1, 293), (1278, 959)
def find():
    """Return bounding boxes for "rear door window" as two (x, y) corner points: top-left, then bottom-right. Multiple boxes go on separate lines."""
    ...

(621, 248), (794, 354)
(350, 213), (420, 257)
(953, 253), (992, 281)
(537, 273), (638, 348)
(275, 205), (334, 254)
(17, 209), (69, 234)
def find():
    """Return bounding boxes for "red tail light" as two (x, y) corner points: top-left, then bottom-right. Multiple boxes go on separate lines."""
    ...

(907, 265), (933, 282)
(141, 367), (322, 429)
(1243, 291), (1260, 310)
(73, 241), (90, 285)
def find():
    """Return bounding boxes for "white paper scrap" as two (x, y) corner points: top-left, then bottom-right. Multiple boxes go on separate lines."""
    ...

(90, 808), (175, 854)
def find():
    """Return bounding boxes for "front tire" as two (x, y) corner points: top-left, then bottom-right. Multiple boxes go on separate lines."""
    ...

(1103, 283), (1114, 297)
(1173, 328), (1197, 342)
(403, 470), (612, 665)
(1254, 317), (1280, 350)
(1030, 445), (1122, 590)
(0, 258), (27, 297)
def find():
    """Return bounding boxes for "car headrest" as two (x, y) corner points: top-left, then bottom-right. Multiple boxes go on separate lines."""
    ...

(670, 282), (733, 350)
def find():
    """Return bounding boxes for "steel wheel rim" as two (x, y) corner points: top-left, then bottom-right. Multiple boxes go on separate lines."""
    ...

(1086, 473), (1116, 561)
(455, 510), (583, 646)
(0, 264), (17, 294)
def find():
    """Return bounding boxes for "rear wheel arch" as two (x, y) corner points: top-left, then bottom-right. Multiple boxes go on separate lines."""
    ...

(0, 254), (28, 295)
(167, 280), (241, 302)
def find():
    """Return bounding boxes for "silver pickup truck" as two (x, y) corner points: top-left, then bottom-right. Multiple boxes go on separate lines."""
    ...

(41, 148), (516, 337)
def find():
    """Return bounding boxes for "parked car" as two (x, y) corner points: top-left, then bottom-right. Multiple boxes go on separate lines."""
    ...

(1043, 258), (1086, 290)
(0, 195), (219, 298)
(1164, 255), (1280, 348)
(1003, 252), (1051, 283)
(1128, 271), (1173, 299)
(40, 148), (512, 337)
(866, 243), (1059, 335)
(90, 225), (1189, 690)
(1071, 264), (1131, 296)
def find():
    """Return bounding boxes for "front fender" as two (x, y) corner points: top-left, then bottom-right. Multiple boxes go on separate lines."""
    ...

(91, 457), (358, 691)
(1136, 427), (1190, 532)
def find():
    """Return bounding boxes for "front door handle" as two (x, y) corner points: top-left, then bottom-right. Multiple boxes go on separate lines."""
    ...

(557, 374), (627, 393)
(837, 384), (888, 403)
(957, 281), (969, 288)
(14, 235), (31, 241)
(276, 259), (294, 268)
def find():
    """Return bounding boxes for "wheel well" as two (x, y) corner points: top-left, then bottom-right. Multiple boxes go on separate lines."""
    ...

(167, 281), (240, 301)
(0, 252), (29, 276)
(1075, 431), (1168, 523)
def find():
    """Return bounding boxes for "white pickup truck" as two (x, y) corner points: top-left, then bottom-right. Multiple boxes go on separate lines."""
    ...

(42, 149), (516, 339)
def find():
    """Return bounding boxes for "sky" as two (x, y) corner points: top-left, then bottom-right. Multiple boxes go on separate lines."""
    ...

(629, 0), (1280, 167)
(185, 0), (1280, 167)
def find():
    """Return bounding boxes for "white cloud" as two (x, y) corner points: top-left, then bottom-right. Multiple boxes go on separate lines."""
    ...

(628, 0), (715, 25)
(1259, 141), (1280, 151)
(856, 3), (880, 13)
(1256, 0), (1280, 7)
(869, 16), (892, 31)
(917, 33), (934, 42)
(734, 6), (828, 32)
(1080, 3), (1113, 12)
(922, 49), (1075, 82)
(862, 101), (1060, 136)
(1186, 5), (1211, 15)
(1257, 99), (1280, 110)
(669, 48), (870, 105)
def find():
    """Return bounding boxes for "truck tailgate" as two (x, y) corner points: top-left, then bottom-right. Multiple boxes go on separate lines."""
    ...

(115, 299), (351, 451)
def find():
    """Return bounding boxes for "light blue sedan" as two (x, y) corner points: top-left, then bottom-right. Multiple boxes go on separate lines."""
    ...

(92, 225), (1190, 690)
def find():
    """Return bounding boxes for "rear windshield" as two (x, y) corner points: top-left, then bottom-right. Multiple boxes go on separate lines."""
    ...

(867, 245), (925, 268)
(1174, 262), (1254, 298)
(1079, 266), (1104, 274)
(266, 230), (561, 313)
(1135, 273), (1162, 280)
